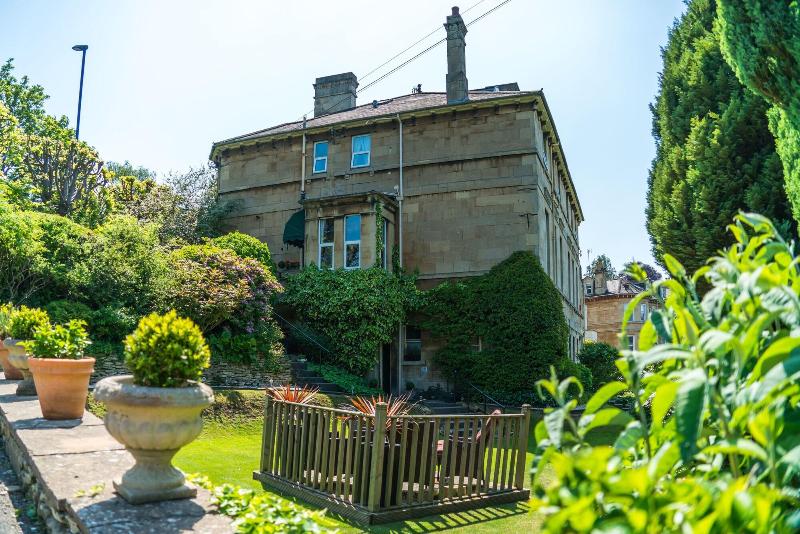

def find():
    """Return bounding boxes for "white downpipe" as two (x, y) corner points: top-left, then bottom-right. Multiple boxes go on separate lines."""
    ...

(300, 116), (307, 196)
(396, 113), (404, 395)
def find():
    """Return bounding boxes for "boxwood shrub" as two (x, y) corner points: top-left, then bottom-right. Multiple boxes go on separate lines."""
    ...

(124, 310), (210, 387)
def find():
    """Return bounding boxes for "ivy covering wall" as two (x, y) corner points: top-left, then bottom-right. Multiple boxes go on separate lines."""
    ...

(421, 251), (572, 402)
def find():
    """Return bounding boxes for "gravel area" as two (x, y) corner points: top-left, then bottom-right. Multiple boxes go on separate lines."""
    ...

(0, 437), (40, 534)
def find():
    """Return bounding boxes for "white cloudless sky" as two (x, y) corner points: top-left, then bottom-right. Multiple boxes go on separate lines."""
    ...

(1, 0), (686, 272)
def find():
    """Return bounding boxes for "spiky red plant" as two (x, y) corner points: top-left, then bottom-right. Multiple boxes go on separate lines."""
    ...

(266, 384), (319, 404)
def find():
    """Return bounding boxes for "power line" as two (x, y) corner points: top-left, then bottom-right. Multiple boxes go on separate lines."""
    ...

(297, 0), (511, 121)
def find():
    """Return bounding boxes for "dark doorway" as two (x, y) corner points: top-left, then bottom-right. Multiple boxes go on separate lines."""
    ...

(381, 343), (392, 394)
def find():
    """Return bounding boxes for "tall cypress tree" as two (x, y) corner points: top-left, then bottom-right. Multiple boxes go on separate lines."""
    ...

(646, 0), (793, 273)
(716, 0), (800, 223)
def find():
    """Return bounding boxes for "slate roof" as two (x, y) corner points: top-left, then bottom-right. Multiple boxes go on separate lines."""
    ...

(215, 90), (537, 145)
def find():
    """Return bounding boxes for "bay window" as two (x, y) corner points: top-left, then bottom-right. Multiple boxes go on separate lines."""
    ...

(344, 214), (361, 269)
(318, 218), (334, 268)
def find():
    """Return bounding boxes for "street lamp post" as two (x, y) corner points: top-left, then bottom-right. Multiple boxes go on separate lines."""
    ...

(72, 44), (88, 140)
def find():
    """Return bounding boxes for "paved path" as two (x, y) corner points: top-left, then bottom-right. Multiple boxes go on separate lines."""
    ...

(0, 436), (39, 534)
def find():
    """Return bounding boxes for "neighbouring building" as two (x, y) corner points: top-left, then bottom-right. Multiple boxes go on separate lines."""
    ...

(582, 259), (659, 350)
(210, 7), (585, 393)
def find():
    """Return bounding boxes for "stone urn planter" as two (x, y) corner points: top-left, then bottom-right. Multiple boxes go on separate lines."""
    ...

(4, 339), (36, 395)
(28, 358), (95, 419)
(94, 375), (214, 504)
(0, 339), (23, 380)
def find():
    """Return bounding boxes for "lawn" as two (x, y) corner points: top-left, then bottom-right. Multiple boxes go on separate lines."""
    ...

(173, 391), (618, 533)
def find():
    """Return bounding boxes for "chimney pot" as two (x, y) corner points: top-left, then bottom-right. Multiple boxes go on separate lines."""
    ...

(444, 6), (468, 105)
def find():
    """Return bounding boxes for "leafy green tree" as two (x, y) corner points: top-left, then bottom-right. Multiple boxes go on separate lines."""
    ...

(0, 59), (68, 136)
(622, 261), (661, 282)
(588, 253), (616, 277)
(646, 0), (793, 273)
(716, 0), (800, 223)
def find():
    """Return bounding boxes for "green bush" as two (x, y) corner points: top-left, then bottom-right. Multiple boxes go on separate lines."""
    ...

(28, 212), (89, 303)
(307, 362), (383, 396)
(89, 305), (137, 343)
(0, 202), (44, 303)
(44, 300), (93, 326)
(556, 358), (592, 400)
(0, 303), (14, 338)
(163, 244), (283, 365)
(531, 213), (800, 532)
(422, 251), (569, 400)
(23, 320), (90, 360)
(69, 215), (166, 312)
(124, 310), (211, 387)
(211, 231), (274, 272)
(7, 306), (50, 340)
(281, 266), (420, 375)
(577, 342), (621, 389)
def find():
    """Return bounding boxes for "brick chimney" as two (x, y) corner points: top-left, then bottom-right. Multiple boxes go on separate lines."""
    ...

(592, 258), (607, 295)
(313, 73), (358, 117)
(444, 6), (468, 104)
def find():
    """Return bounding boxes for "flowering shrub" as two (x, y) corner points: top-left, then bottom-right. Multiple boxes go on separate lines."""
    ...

(163, 245), (283, 365)
(124, 311), (210, 387)
(211, 231), (274, 272)
(531, 214), (800, 532)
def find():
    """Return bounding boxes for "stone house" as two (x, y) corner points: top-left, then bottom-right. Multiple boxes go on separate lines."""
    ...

(582, 259), (659, 350)
(209, 7), (584, 393)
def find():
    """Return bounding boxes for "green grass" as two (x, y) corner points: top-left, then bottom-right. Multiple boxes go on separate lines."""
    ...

(174, 394), (619, 533)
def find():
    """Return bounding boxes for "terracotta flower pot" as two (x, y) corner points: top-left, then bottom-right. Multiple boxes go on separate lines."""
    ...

(93, 375), (214, 504)
(28, 358), (95, 420)
(3, 339), (36, 396)
(0, 339), (23, 380)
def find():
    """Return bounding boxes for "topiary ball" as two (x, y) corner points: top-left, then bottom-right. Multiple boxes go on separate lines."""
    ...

(124, 310), (211, 387)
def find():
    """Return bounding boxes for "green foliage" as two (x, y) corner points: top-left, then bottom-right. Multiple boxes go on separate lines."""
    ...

(22, 319), (90, 360)
(88, 305), (137, 343)
(70, 215), (166, 312)
(163, 244), (283, 365)
(716, 0), (800, 224)
(307, 362), (383, 396)
(646, 0), (794, 274)
(556, 359), (593, 400)
(124, 311), (211, 387)
(531, 213), (800, 532)
(43, 300), (92, 326)
(187, 475), (331, 533)
(0, 302), (14, 338)
(282, 266), (419, 375)
(28, 212), (89, 302)
(7, 306), (50, 340)
(578, 342), (622, 389)
(211, 231), (274, 272)
(422, 251), (569, 401)
(0, 200), (43, 303)
(589, 253), (616, 277)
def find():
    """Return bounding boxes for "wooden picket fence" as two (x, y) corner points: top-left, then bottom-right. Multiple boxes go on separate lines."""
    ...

(253, 398), (531, 525)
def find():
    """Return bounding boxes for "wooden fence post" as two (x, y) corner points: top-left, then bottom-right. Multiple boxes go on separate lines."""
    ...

(367, 402), (388, 512)
(514, 404), (531, 489)
(261, 396), (273, 473)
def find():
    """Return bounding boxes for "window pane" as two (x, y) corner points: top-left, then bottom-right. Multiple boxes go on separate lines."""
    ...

(314, 141), (328, 158)
(352, 152), (369, 167)
(345, 243), (360, 268)
(345, 215), (361, 242)
(406, 326), (421, 341)
(320, 219), (334, 244)
(352, 135), (370, 153)
(404, 340), (421, 361)
(320, 245), (333, 268)
(313, 158), (326, 173)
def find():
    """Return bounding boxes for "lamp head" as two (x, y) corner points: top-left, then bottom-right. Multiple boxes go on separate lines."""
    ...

(72, 45), (88, 52)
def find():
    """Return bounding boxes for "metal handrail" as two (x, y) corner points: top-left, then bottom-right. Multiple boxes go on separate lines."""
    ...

(467, 381), (506, 413)
(272, 311), (333, 361)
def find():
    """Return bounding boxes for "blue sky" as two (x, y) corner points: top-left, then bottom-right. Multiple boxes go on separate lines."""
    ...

(1, 0), (686, 272)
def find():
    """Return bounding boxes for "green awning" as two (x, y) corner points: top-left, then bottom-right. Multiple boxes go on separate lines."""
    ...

(283, 210), (305, 248)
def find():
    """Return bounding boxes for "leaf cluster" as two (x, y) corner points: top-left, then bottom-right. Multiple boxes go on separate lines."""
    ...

(7, 305), (50, 340)
(22, 319), (90, 360)
(531, 213), (800, 532)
